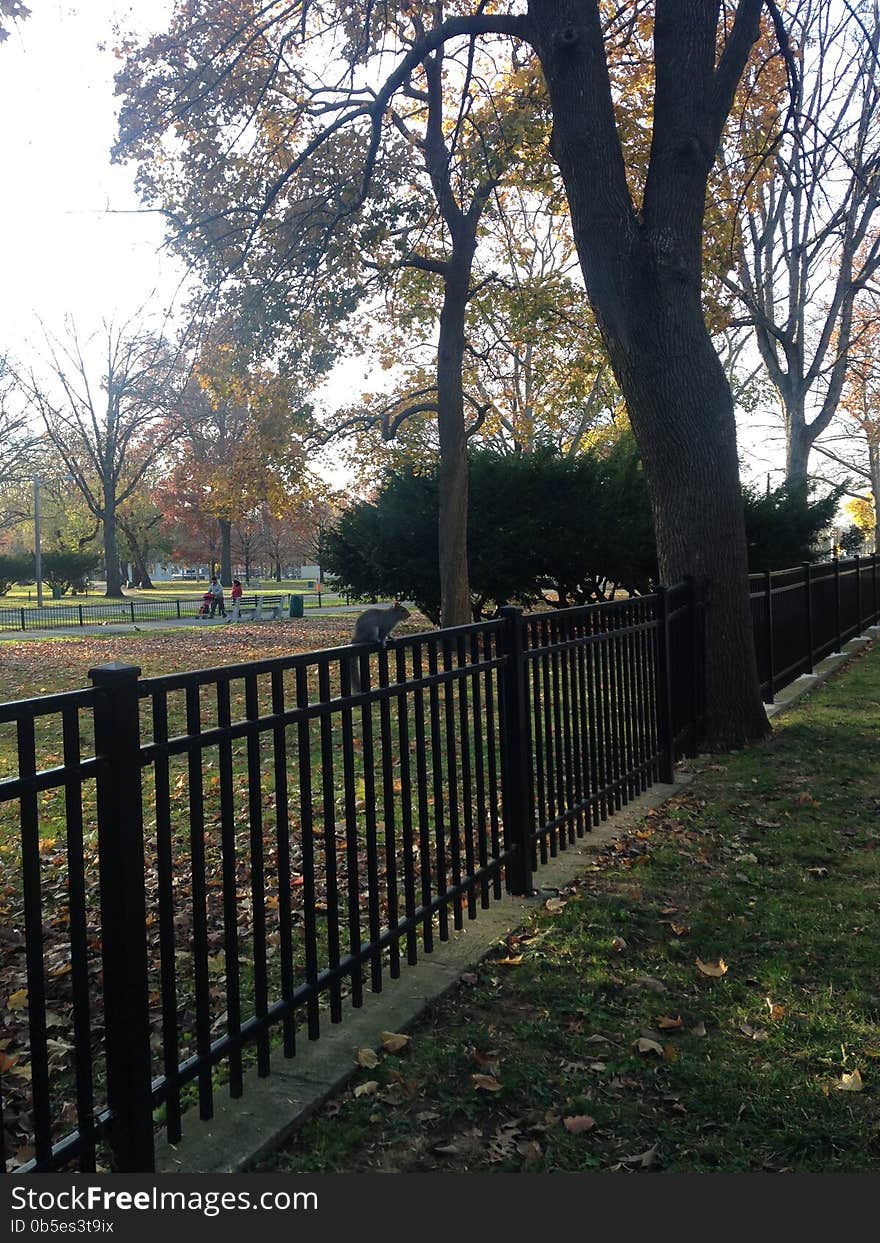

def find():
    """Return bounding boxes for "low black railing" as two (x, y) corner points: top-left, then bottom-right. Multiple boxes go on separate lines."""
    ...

(750, 554), (880, 700)
(0, 591), (331, 631)
(0, 559), (875, 1172)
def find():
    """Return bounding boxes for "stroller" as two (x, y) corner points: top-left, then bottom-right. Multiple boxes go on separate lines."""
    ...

(198, 590), (213, 617)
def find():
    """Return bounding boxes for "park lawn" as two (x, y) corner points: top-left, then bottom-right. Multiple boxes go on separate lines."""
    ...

(269, 641), (880, 1174)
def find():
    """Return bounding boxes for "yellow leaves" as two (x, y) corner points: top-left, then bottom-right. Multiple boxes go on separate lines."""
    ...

(656, 1015), (684, 1032)
(6, 988), (27, 1011)
(494, 955), (524, 967)
(765, 998), (785, 1022)
(353, 1080), (379, 1098)
(356, 1048), (379, 1069)
(696, 958), (728, 978)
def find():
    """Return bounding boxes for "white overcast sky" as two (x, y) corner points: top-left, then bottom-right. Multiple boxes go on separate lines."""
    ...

(0, 1), (187, 359)
(0, 1), (783, 485)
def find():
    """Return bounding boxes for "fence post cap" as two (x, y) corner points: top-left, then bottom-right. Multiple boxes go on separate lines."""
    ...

(88, 662), (142, 683)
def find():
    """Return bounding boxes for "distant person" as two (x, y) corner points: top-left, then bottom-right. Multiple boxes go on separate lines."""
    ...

(231, 579), (243, 606)
(208, 576), (226, 617)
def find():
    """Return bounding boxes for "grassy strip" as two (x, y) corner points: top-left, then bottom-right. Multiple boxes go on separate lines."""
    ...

(269, 643), (880, 1173)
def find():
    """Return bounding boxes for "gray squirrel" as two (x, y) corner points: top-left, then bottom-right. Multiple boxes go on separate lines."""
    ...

(349, 600), (411, 692)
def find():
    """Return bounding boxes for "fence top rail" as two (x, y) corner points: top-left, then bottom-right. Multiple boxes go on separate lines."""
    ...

(137, 617), (505, 698)
(748, 554), (872, 588)
(524, 592), (659, 628)
(0, 685), (97, 722)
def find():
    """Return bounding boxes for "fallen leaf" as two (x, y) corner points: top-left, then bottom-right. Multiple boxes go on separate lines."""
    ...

(635, 1037), (664, 1056)
(620, 1143), (658, 1169)
(472, 1073), (503, 1092)
(563, 1115), (596, 1134)
(656, 1015), (684, 1031)
(380, 1031), (410, 1053)
(544, 897), (568, 913)
(353, 1080), (379, 1098)
(669, 922), (688, 936)
(806, 866), (829, 879)
(739, 1023), (769, 1042)
(0, 1050), (18, 1073)
(6, 989), (27, 1011)
(692, 1021), (707, 1038)
(356, 1048), (380, 1068)
(494, 955), (524, 967)
(835, 1069), (864, 1093)
(696, 957), (728, 978)
(610, 936), (628, 952)
(765, 999), (785, 1021)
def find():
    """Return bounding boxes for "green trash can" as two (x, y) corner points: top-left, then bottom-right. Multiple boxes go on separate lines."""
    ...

(288, 593), (304, 618)
(51, 587), (63, 600)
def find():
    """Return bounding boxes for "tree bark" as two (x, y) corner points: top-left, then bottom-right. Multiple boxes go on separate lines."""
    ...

(218, 518), (232, 586)
(102, 492), (124, 598)
(531, 0), (769, 748)
(436, 254), (474, 627)
(785, 415), (812, 483)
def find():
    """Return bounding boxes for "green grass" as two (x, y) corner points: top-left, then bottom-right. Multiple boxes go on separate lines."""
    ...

(266, 642), (880, 1174)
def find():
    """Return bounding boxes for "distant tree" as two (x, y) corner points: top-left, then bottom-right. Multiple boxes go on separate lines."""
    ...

(117, 491), (172, 588)
(838, 525), (865, 555)
(17, 320), (183, 597)
(0, 552), (31, 595)
(41, 549), (100, 597)
(724, 0), (880, 481)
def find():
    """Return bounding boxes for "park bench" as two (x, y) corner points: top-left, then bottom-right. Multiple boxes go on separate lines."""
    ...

(226, 593), (287, 622)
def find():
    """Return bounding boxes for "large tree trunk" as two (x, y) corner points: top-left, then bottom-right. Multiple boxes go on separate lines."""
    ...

(102, 496), (124, 598)
(531, 0), (768, 749)
(615, 320), (769, 748)
(785, 411), (812, 483)
(436, 257), (473, 627)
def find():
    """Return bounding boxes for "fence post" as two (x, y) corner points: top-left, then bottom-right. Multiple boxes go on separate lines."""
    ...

(873, 552), (879, 625)
(803, 563), (814, 674)
(764, 570), (775, 703)
(498, 606), (533, 896)
(176, 599), (181, 619)
(834, 554), (842, 652)
(654, 587), (675, 783)
(88, 662), (154, 1172)
(854, 553), (862, 631)
(20, 607), (25, 631)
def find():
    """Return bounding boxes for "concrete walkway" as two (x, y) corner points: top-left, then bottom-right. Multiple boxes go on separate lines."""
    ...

(0, 604), (369, 642)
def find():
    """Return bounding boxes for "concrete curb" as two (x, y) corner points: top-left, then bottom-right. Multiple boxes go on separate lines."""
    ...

(156, 774), (693, 1173)
(764, 627), (878, 719)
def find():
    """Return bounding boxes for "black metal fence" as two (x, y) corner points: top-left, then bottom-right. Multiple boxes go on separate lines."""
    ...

(0, 558), (876, 1173)
(0, 592), (331, 632)
(750, 554), (880, 700)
